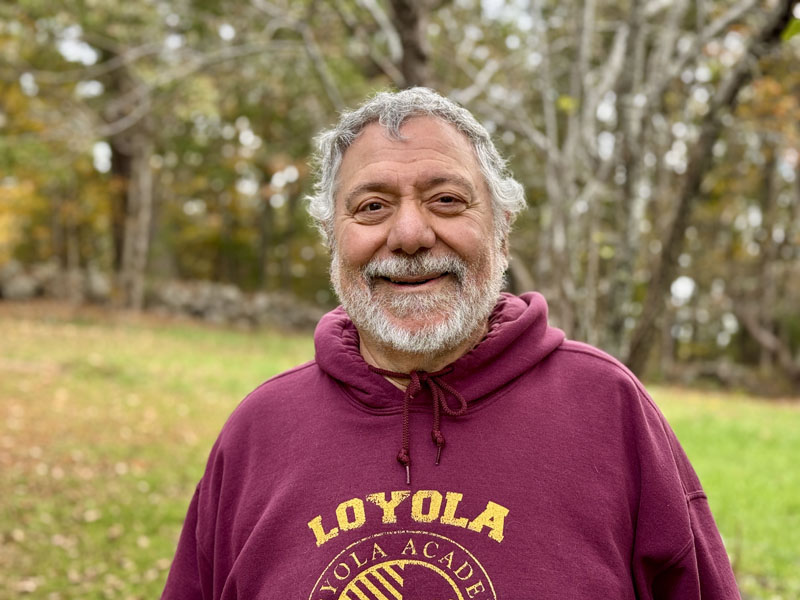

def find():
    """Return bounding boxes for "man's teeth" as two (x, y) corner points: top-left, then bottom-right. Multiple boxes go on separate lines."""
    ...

(384, 273), (445, 285)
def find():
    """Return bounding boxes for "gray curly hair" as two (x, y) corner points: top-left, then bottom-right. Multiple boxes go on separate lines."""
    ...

(306, 87), (526, 247)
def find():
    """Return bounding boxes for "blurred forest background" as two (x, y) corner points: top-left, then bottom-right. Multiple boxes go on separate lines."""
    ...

(2, 2), (800, 598)
(1, 0), (799, 393)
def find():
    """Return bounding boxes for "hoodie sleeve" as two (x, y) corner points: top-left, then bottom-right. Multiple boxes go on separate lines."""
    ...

(646, 491), (741, 599)
(161, 484), (212, 599)
(631, 385), (741, 599)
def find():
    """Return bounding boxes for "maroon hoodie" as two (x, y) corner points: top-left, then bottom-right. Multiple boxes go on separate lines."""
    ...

(162, 292), (740, 599)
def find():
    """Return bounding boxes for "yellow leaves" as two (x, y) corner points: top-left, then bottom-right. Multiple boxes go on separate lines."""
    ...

(0, 177), (36, 200)
(737, 75), (800, 141)
(754, 76), (784, 99)
(599, 245), (615, 260)
(173, 75), (221, 122)
(0, 84), (47, 133)
(556, 94), (578, 115)
(0, 178), (42, 262)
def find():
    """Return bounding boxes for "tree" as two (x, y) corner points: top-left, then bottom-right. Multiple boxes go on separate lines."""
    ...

(425, 0), (798, 378)
(2, 0), (799, 388)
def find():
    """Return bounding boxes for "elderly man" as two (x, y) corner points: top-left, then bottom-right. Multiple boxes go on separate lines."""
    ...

(162, 88), (739, 599)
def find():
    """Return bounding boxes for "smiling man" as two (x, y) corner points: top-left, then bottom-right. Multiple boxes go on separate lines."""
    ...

(330, 116), (507, 373)
(162, 88), (740, 599)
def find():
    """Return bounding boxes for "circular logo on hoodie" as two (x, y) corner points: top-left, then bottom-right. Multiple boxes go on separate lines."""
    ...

(309, 530), (495, 600)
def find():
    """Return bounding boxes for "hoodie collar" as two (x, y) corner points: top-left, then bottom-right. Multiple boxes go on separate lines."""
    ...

(314, 292), (565, 483)
(314, 292), (565, 409)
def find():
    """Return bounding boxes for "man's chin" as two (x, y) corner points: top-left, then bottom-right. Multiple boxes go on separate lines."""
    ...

(356, 308), (478, 356)
(371, 303), (454, 330)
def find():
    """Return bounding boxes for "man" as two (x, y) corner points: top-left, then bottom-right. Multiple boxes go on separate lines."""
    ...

(162, 88), (740, 599)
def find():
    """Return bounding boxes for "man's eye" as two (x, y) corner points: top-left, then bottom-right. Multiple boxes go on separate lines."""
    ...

(353, 201), (388, 223)
(433, 195), (466, 211)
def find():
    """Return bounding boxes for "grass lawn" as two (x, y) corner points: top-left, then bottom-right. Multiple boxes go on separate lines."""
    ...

(657, 389), (800, 599)
(0, 301), (798, 599)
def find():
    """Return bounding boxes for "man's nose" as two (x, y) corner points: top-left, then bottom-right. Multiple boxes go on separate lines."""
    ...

(386, 201), (436, 255)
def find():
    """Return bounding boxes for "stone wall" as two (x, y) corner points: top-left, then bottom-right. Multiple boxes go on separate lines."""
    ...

(0, 260), (325, 331)
(0, 260), (111, 303)
(150, 280), (324, 330)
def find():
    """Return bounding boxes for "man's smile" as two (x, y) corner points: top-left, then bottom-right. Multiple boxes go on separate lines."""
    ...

(378, 272), (451, 287)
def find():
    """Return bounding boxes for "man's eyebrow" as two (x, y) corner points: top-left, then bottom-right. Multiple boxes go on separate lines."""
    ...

(342, 181), (397, 211)
(418, 175), (476, 196)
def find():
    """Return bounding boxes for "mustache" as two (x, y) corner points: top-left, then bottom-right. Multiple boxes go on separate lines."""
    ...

(362, 254), (467, 282)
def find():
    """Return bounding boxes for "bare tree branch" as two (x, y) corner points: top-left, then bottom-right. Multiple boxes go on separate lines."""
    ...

(696, 0), (707, 32)
(472, 101), (551, 155)
(450, 58), (501, 105)
(298, 23), (345, 111)
(2, 42), (165, 85)
(98, 39), (304, 136)
(529, 0), (578, 332)
(582, 25), (629, 154)
(356, 0), (403, 63)
(643, 0), (672, 18)
(647, 0), (690, 80)
(252, 0), (345, 109)
(645, 0), (760, 108)
(565, 0), (595, 157)
(735, 306), (800, 379)
(530, 0), (561, 177)
(332, 0), (406, 87)
(624, 0), (797, 374)
(99, 96), (153, 138)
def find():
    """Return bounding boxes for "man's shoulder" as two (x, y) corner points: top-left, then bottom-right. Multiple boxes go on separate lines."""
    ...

(544, 338), (650, 399)
(555, 339), (637, 374)
(219, 360), (326, 431)
(250, 359), (321, 392)
(240, 359), (324, 406)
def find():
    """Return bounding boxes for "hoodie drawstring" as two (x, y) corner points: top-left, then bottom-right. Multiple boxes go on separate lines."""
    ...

(368, 365), (467, 485)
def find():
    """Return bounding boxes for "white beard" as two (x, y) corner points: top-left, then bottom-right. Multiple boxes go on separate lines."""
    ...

(331, 246), (507, 355)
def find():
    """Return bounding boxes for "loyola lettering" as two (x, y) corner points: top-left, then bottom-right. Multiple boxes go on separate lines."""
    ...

(307, 490), (508, 546)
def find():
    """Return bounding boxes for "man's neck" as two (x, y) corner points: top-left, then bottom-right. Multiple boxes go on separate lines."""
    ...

(358, 322), (488, 382)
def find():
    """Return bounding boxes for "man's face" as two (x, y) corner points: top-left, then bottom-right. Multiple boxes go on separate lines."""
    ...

(330, 116), (508, 356)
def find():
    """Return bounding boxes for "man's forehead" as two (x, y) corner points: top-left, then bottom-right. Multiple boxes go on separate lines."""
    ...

(337, 117), (480, 178)
(330, 115), (491, 213)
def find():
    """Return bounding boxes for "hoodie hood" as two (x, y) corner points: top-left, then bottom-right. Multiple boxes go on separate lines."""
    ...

(314, 292), (565, 410)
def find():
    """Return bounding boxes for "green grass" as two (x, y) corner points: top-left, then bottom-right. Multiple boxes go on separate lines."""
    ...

(0, 303), (314, 599)
(656, 389), (800, 599)
(0, 302), (798, 599)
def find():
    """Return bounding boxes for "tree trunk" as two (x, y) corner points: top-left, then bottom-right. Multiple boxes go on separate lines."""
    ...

(389, 0), (432, 87)
(65, 212), (83, 304)
(757, 140), (779, 371)
(660, 306), (675, 378)
(50, 192), (66, 270)
(258, 197), (275, 289)
(735, 307), (800, 382)
(279, 191), (301, 292)
(101, 52), (156, 310)
(118, 132), (154, 311)
(507, 249), (536, 294)
(109, 142), (132, 272)
(531, 0), (576, 336)
(624, 0), (796, 375)
(607, 0), (645, 354)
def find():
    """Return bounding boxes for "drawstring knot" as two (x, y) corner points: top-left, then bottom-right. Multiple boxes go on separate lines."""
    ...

(369, 365), (467, 485)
